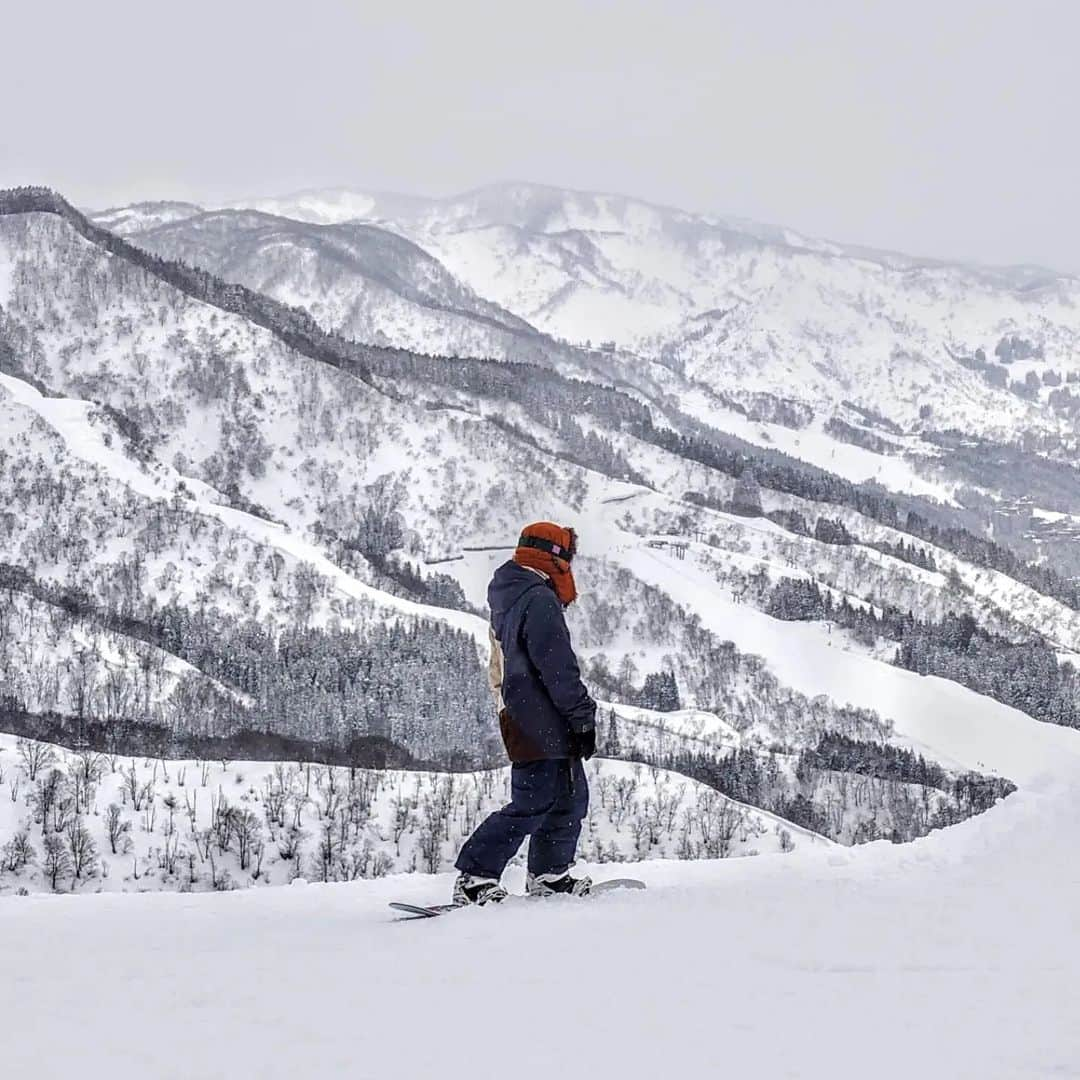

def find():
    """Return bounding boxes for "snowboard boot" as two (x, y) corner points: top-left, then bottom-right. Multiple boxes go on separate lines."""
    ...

(526, 870), (593, 898)
(452, 873), (508, 907)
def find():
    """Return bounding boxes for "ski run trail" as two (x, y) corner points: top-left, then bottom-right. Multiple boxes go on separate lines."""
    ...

(2, 669), (1079, 1079)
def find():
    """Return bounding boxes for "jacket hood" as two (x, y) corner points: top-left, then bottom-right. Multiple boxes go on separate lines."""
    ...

(487, 560), (552, 635)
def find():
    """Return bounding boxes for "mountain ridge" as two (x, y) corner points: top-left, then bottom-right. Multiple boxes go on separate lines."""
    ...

(216, 181), (1080, 464)
(9, 185), (1079, 612)
(226, 178), (1077, 280)
(123, 207), (558, 360)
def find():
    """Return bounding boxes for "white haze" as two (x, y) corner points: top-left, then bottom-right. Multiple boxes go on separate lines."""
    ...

(1, 0), (1079, 270)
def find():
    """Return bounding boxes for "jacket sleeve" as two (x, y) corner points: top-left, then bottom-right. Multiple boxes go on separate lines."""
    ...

(520, 589), (597, 733)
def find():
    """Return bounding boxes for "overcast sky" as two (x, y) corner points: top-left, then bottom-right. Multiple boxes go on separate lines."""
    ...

(2, 0), (1077, 270)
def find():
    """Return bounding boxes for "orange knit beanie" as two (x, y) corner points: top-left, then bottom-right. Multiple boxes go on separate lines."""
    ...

(513, 522), (578, 606)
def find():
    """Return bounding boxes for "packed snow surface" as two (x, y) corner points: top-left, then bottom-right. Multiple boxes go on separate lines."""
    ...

(2, 690), (1078, 1077)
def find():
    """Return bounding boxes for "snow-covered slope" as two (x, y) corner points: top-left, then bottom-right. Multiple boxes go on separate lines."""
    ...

(0, 735), (827, 896)
(2, 188), (1073, 862)
(91, 200), (203, 236)
(110, 209), (557, 362)
(2, 692), (1076, 1078)
(0, 175), (1066, 1074)
(229, 181), (1080, 452)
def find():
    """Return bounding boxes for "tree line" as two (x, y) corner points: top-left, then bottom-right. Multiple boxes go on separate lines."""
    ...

(764, 576), (1080, 729)
(2, 563), (499, 767)
(613, 729), (1014, 846)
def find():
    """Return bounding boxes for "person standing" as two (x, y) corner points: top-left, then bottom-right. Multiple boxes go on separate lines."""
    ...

(453, 522), (597, 905)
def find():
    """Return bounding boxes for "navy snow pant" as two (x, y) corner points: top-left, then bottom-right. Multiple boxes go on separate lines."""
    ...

(455, 758), (588, 880)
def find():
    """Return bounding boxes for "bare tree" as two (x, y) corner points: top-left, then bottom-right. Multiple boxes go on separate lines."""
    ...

(66, 816), (99, 882)
(193, 827), (214, 862)
(71, 750), (105, 815)
(162, 793), (179, 837)
(123, 761), (148, 810)
(184, 789), (199, 831)
(289, 789), (308, 829)
(263, 770), (289, 829)
(252, 837), (266, 880)
(390, 796), (414, 856)
(418, 806), (444, 874)
(277, 825), (307, 880)
(234, 810), (262, 872)
(32, 768), (68, 830)
(52, 782), (75, 835)
(1, 830), (36, 873)
(105, 803), (132, 855)
(17, 737), (56, 782)
(42, 833), (72, 891)
(313, 818), (340, 882)
(142, 787), (157, 833)
(158, 831), (183, 877)
(710, 797), (744, 859)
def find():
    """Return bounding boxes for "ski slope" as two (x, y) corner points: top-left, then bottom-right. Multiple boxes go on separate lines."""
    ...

(617, 540), (1059, 778)
(2, 634), (1078, 1077)
(0, 369), (488, 642)
(2, 734), (1077, 1079)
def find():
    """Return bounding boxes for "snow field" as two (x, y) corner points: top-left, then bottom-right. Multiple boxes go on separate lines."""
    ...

(4, 618), (1077, 1077)
(619, 542), (1054, 777)
(1, 766), (1078, 1079)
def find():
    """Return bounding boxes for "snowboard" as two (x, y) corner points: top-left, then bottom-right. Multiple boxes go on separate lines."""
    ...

(389, 878), (646, 920)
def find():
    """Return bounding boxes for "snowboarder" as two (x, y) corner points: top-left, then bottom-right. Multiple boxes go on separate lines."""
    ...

(452, 522), (597, 905)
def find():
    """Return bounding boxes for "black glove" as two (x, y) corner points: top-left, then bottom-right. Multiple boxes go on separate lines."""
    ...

(570, 727), (596, 760)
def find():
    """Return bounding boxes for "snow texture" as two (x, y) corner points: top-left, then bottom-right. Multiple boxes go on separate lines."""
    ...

(1, 700), (1076, 1078)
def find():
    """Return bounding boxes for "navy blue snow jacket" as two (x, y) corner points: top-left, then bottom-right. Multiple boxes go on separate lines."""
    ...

(487, 561), (596, 762)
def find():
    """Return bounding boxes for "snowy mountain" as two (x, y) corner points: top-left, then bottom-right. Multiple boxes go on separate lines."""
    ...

(232, 182), (1080, 442)
(84, 183), (1076, 553)
(90, 199), (203, 236)
(202, 181), (1080, 572)
(2, 183), (1077, 904)
(109, 208), (561, 364)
